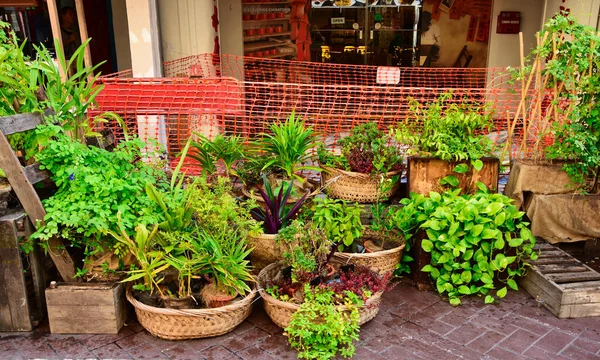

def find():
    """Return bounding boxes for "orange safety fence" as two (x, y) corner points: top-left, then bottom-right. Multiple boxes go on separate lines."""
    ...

(92, 54), (545, 173)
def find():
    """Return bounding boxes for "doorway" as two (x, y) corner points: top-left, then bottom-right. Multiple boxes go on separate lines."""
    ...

(309, 1), (421, 66)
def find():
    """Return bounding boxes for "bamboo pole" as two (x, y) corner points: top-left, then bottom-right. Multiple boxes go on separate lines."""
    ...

(74, 0), (93, 82)
(46, 0), (66, 81)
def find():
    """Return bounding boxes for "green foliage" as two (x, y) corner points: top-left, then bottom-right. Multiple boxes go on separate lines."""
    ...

(285, 284), (361, 360)
(394, 93), (494, 161)
(393, 184), (537, 305)
(30, 125), (166, 259)
(276, 220), (333, 282)
(190, 133), (246, 177)
(317, 122), (403, 176)
(259, 111), (321, 181)
(312, 197), (364, 252)
(235, 153), (275, 187)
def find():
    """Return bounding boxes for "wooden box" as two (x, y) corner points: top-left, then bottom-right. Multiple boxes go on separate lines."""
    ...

(46, 282), (126, 334)
(407, 157), (499, 195)
(0, 210), (46, 332)
(520, 242), (600, 318)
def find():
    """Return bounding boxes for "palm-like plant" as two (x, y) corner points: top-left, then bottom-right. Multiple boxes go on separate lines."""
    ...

(259, 111), (321, 182)
(190, 133), (246, 177)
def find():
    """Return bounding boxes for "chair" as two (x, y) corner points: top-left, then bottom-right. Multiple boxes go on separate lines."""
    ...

(454, 45), (473, 67)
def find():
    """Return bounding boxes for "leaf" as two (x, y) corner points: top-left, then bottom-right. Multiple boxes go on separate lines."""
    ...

(507, 279), (518, 291)
(494, 238), (505, 250)
(484, 295), (495, 304)
(441, 175), (460, 187)
(449, 297), (461, 306)
(482, 228), (499, 239)
(509, 238), (524, 247)
(496, 287), (508, 299)
(494, 212), (506, 226)
(471, 159), (484, 171)
(458, 285), (471, 295)
(448, 222), (460, 236)
(471, 224), (484, 237)
(453, 163), (469, 173)
(475, 182), (488, 192)
(429, 191), (442, 202)
(421, 239), (434, 252)
(461, 270), (472, 283)
(421, 264), (433, 272)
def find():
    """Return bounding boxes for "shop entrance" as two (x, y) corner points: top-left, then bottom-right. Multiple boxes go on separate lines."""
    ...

(310, 1), (422, 66)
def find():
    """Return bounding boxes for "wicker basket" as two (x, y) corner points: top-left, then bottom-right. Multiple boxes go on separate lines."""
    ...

(331, 228), (405, 274)
(321, 166), (400, 203)
(257, 263), (382, 329)
(248, 233), (282, 273)
(126, 287), (256, 340)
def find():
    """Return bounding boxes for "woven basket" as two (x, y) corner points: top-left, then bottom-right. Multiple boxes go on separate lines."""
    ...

(257, 263), (382, 329)
(248, 233), (282, 273)
(126, 287), (256, 340)
(321, 166), (400, 203)
(331, 228), (405, 274)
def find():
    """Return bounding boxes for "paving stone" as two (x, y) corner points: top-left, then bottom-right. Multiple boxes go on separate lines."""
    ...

(466, 330), (506, 354)
(254, 321), (282, 335)
(126, 343), (168, 359)
(580, 328), (600, 343)
(417, 300), (454, 319)
(496, 328), (540, 354)
(199, 345), (242, 360)
(486, 346), (526, 360)
(379, 344), (424, 359)
(231, 321), (256, 336)
(237, 344), (279, 360)
(444, 322), (487, 345)
(436, 339), (490, 360)
(220, 328), (270, 353)
(115, 331), (157, 350)
(409, 312), (455, 336)
(533, 329), (576, 354)
(187, 333), (235, 352)
(501, 313), (553, 336)
(46, 336), (97, 359)
(18, 342), (60, 360)
(81, 328), (135, 350)
(470, 311), (520, 336)
(350, 346), (388, 360)
(92, 343), (133, 359)
(257, 333), (298, 359)
(522, 345), (569, 360)
(571, 335), (600, 354)
(559, 344), (600, 360)
(161, 343), (204, 360)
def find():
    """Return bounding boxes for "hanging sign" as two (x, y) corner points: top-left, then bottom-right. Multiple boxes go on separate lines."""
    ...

(331, 17), (346, 25)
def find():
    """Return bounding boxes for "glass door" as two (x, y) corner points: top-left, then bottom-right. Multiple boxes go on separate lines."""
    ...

(309, 0), (421, 66)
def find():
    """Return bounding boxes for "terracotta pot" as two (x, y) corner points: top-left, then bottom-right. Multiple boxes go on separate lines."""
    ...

(326, 264), (335, 277)
(246, 29), (256, 36)
(258, 13), (267, 20)
(269, 12), (277, 19)
(266, 27), (275, 34)
(277, 11), (285, 18)
(258, 27), (266, 35)
(276, 25), (284, 32)
(161, 295), (195, 310)
(201, 283), (238, 308)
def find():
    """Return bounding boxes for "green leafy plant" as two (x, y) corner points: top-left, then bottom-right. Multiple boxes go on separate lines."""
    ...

(285, 284), (361, 360)
(394, 93), (494, 161)
(190, 133), (245, 178)
(276, 220), (333, 282)
(30, 124), (166, 260)
(312, 197), (364, 252)
(318, 122), (403, 176)
(109, 222), (169, 296)
(393, 183), (537, 305)
(259, 111), (321, 181)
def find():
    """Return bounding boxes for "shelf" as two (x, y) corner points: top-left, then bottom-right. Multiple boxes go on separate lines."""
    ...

(264, 52), (296, 59)
(244, 31), (291, 42)
(244, 40), (291, 52)
(243, 15), (290, 23)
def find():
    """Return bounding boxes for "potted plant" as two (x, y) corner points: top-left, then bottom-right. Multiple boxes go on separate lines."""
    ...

(248, 174), (309, 271)
(189, 133), (246, 179)
(394, 93), (499, 195)
(311, 198), (407, 275)
(318, 122), (404, 203)
(393, 182), (538, 305)
(257, 220), (393, 359)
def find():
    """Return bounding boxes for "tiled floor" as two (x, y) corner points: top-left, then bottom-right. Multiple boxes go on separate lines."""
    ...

(1, 279), (599, 359)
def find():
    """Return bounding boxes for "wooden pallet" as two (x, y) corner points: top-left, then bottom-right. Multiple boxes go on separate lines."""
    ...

(519, 241), (600, 318)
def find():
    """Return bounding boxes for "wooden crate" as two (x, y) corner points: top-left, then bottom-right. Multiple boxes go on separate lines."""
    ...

(407, 157), (499, 195)
(46, 282), (126, 334)
(0, 210), (46, 331)
(519, 242), (600, 318)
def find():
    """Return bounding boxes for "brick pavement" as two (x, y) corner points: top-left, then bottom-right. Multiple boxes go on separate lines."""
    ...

(1, 279), (599, 359)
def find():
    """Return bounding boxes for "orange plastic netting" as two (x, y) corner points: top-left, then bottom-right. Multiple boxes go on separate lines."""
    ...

(93, 54), (543, 161)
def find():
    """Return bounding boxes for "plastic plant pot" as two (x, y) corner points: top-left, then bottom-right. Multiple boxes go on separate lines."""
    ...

(258, 27), (266, 35)
(276, 25), (284, 32)
(247, 29), (256, 36)
(266, 27), (275, 34)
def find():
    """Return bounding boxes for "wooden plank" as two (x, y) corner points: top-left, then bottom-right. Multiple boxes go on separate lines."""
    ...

(0, 217), (13, 331)
(519, 271), (562, 317)
(547, 272), (600, 284)
(536, 264), (589, 274)
(534, 242), (556, 251)
(0, 213), (32, 331)
(0, 112), (44, 135)
(531, 256), (573, 265)
(46, 0), (66, 81)
(74, 0), (93, 74)
(23, 164), (49, 185)
(46, 283), (124, 334)
(560, 281), (600, 290)
(25, 217), (46, 324)
(0, 132), (75, 281)
(562, 286), (600, 305)
(537, 250), (567, 258)
(557, 303), (600, 319)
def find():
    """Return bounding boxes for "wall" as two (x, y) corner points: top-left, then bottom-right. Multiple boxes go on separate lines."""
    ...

(218, 0), (244, 57)
(111, 0), (132, 71)
(487, 0), (545, 68)
(157, 0), (217, 64)
(543, 0), (600, 28)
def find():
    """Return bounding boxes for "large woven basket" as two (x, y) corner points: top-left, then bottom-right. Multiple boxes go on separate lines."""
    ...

(127, 287), (256, 340)
(332, 228), (405, 274)
(257, 263), (382, 329)
(321, 166), (401, 203)
(248, 233), (282, 273)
